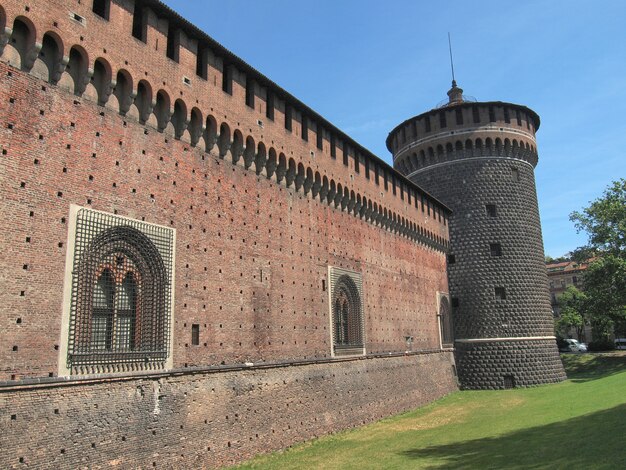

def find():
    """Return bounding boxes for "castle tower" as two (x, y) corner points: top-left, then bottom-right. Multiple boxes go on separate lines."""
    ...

(387, 82), (566, 389)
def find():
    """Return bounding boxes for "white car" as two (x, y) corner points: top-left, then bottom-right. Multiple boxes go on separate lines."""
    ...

(562, 338), (588, 353)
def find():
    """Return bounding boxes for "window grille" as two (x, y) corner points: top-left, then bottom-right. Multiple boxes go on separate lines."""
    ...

(329, 267), (364, 356)
(66, 208), (174, 373)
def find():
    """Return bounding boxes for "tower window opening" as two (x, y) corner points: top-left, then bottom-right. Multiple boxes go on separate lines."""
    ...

(455, 107), (463, 125)
(495, 287), (507, 300)
(472, 106), (480, 123)
(504, 107), (510, 123)
(486, 204), (497, 217)
(511, 167), (520, 182)
(301, 115), (308, 142)
(132, 2), (147, 42)
(166, 26), (179, 62)
(439, 111), (447, 128)
(330, 134), (336, 159)
(245, 78), (255, 108)
(284, 104), (292, 131)
(447, 254), (456, 264)
(424, 115), (431, 132)
(196, 46), (208, 79)
(316, 126), (323, 150)
(401, 126), (406, 143)
(490, 243), (503, 257)
(488, 106), (496, 122)
(364, 157), (370, 179)
(516, 110), (522, 126)
(374, 165), (379, 185)
(343, 145), (349, 167)
(503, 375), (516, 389)
(451, 297), (460, 308)
(266, 92), (274, 121)
(222, 64), (233, 95)
(92, 0), (110, 20)
(354, 153), (360, 174)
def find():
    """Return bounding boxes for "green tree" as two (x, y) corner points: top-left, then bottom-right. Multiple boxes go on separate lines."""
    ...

(570, 179), (626, 346)
(555, 286), (588, 341)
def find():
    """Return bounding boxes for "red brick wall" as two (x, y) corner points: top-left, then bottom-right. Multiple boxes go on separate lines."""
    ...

(0, 0), (449, 381)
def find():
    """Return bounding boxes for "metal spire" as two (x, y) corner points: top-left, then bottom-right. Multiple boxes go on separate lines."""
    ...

(448, 32), (456, 87)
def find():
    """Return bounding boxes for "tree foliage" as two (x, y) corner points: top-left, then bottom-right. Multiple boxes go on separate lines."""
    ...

(569, 179), (626, 345)
(555, 286), (588, 341)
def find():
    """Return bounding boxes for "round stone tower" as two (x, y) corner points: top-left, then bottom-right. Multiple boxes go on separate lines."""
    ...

(387, 82), (566, 389)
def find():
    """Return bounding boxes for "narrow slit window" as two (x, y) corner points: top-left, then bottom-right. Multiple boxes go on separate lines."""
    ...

(266, 91), (274, 121)
(488, 106), (496, 122)
(245, 78), (255, 108)
(343, 145), (349, 167)
(486, 204), (497, 217)
(285, 104), (292, 131)
(439, 111), (447, 128)
(330, 134), (336, 159)
(301, 115), (308, 141)
(495, 287), (506, 300)
(191, 324), (199, 346)
(504, 107), (510, 123)
(166, 26), (179, 62)
(316, 125), (323, 150)
(196, 46), (208, 79)
(222, 64), (233, 95)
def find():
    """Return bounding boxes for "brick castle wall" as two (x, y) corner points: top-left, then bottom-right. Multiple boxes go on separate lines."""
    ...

(0, 0), (456, 466)
(1, 352), (457, 469)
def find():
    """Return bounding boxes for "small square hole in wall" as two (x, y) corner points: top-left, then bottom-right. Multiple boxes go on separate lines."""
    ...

(451, 297), (460, 308)
(495, 287), (507, 300)
(511, 167), (520, 182)
(486, 204), (497, 217)
(490, 243), (502, 257)
(447, 254), (456, 264)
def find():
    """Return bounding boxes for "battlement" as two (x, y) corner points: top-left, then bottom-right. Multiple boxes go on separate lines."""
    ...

(0, 0), (450, 244)
(387, 101), (540, 177)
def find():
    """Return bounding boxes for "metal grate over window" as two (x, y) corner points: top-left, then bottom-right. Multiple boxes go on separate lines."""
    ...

(329, 267), (364, 356)
(67, 208), (174, 373)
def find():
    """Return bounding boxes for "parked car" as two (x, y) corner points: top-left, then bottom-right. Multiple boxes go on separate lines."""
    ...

(615, 338), (626, 350)
(560, 338), (588, 353)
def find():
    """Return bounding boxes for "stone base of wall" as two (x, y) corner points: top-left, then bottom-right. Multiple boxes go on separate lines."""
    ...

(455, 340), (566, 390)
(0, 351), (457, 469)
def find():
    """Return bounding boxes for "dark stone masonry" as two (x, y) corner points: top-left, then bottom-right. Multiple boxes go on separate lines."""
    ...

(388, 82), (566, 389)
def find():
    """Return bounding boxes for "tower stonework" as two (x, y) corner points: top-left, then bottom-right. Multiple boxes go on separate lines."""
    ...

(388, 83), (566, 389)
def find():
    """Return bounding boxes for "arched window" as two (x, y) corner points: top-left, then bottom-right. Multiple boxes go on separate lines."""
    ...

(439, 296), (454, 348)
(330, 271), (364, 355)
(66, 208), (174, 373)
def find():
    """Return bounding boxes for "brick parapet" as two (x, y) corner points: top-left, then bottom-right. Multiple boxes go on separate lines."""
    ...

(0, 0), (450, 240)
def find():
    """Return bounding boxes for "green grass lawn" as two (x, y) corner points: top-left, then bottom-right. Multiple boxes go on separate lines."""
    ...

(234, 352), (626, 470)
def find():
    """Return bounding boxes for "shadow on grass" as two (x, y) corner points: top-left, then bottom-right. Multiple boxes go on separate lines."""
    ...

(562, 353), (626, 382)
(401, 404), (626, 469)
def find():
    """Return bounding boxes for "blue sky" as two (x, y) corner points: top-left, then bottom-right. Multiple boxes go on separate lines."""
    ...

(162, 0), (625, 258)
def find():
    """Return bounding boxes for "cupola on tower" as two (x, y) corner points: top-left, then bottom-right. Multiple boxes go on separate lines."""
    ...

(387, 81), (566, 389)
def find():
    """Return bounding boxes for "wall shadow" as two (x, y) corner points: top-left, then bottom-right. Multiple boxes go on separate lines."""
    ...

(401, 404), (626, 469)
